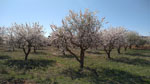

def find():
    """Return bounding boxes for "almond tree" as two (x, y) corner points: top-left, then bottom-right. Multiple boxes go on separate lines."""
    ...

(136, 36), (147, 48)
(50, 27), (68, 55)
(123, 31), (129, 51)
(6, 27), (16, 51)
(126, 31), (140, 49)
(147, 35), (150, 45)
(0, 27), (6, 45)
(13, 22), (44, 60)
(35, 36), (49, 50)
(100, 27), (126, 58)
(31, 23), (45, 53)
(50, 9), (104, 70)
(114, 27), (127, 54)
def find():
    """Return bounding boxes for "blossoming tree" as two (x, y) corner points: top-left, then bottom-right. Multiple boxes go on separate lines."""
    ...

(50, 9), (104, 70)
(100, 27), (126, 58)
(114, 27), (127, 54)
(13, 22), (44, 60)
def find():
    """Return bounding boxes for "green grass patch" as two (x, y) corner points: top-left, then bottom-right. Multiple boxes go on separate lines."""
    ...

(0, 47), (150, 84)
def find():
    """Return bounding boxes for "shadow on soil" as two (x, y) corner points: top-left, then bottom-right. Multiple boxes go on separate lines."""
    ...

(0, 55), (11, 60)
(111, 57), (150, 66)
(61, 67), (150, 84)
(125, 53), (150, 58)
(4, 59), (56, 70)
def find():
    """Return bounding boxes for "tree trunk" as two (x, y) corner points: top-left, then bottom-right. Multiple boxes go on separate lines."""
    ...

(105, 50), (111, 59)
(107, 52), (111, 59)
(104, 48), (111, 59)
(129, 45), (132, 49)
(62, 50), (66, 56)
(23, 47), (31, 61)
(135, 45), (139, 48)
(12, 46), (15, 51)
(80, 49), (85, 70)
(124, 46), (127, 51)
(65, 45), (85, 71)
(117, 47), (121, 54)
(25, 54), (28, 61)
(18, 45), (21, 48)
(96, 46), (98, 50)
(34, 46), (37, 53)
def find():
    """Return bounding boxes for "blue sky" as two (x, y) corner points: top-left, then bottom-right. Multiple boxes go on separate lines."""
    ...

(0, 0), (150, 36)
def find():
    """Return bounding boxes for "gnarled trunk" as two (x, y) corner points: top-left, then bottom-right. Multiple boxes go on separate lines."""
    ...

(107, 52), (111, 59)
(23, 46), (31, 61)
(104, 49), (111, 59)
(66, 46), (86, 71)
(124, 46), (127, 51)
(62, 50), (66, 56)
(33, 46), (37, 53)
(80, 49), (85, 70)
(117, 47), (121, 54)
(129, 45), (132, 49)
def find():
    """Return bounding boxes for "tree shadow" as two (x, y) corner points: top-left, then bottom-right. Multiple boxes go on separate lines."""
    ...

(4, 59), (56, 70)
(61, 67), (150, 84)
(96, 68), (150, 84)
(0, 55), (11, 60)
(133, 49), (150, 51)
(0, 78), (26, 84)
(111, 57), (150, 66)
(125, 53), (150, 58)
(61, 67), (88, 80)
